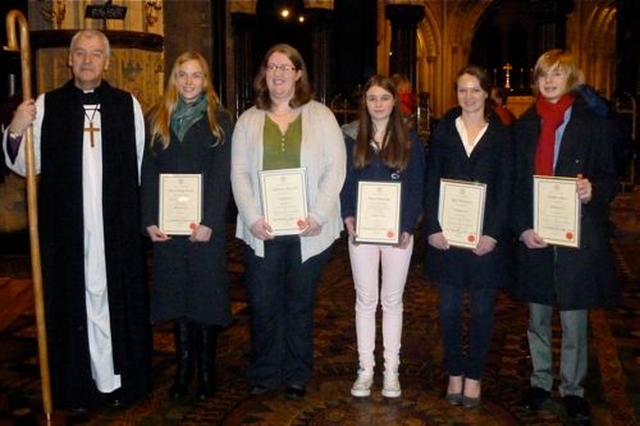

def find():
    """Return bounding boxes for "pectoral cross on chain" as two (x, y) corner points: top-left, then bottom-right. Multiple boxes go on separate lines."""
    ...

(84, 121), (100, 148)
(84, 107), (100, 148)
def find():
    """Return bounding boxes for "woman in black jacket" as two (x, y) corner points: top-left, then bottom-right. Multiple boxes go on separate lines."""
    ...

(141, 51), (233, 400)
(424, 66), (513, 408)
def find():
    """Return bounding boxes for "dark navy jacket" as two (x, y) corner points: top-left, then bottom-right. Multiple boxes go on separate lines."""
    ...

(340, 126), (425, 235)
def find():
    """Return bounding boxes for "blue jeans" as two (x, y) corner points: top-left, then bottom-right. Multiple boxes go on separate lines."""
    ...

(438, 282), (497, 380)
(244, 236), (331, 388)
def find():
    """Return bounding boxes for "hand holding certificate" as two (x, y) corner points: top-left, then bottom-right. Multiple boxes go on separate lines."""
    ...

(159, 174), (202, 235)
(438, 179), (486, 249)
(533, 175), (580, 248)
(259, 168), (308, 236)
(354, 181), (402, 245)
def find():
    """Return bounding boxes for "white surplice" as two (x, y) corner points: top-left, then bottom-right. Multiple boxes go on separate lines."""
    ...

(82, 102), (121, 392)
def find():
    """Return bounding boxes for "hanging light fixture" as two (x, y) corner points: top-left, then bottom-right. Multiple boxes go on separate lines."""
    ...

(258, 0), (306, 23)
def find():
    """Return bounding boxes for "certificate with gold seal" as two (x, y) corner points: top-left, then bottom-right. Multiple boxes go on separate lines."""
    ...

(533, 175), (581, 248)
(354, 181), (402, 245)
(159, 173), (202, 235)
(438, 179), (486, 249)
(259, 168), (308, 236)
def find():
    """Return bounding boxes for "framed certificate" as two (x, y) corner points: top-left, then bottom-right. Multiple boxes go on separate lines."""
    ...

(354, 181), (402, 245)
(259, 168), (308, 236)
(159, 173), (202, 235)
(533, 175), (581, 248)
(438, 179), (487, 249)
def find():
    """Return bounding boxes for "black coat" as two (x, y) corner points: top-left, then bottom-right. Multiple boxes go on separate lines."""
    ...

(39, 81), (150, 408)
(141, 108), (234, 326)
(511, 95), (619, 310)
(423, 108), (514, 288)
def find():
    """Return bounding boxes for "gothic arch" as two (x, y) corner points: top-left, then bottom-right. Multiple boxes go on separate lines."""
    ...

(416, 5), (441, 112)
(568, 0), (616, 96)
(448, 0), (488, 53)
(422, 0), (491, 115)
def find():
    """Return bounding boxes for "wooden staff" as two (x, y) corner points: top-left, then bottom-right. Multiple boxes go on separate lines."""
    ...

(5, 9), (52, 420)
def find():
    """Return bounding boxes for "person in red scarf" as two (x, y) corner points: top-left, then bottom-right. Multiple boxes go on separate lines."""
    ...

(512, 50), (619, 422)
(391, 74), (417, 128)
(490, 87), (516, 126)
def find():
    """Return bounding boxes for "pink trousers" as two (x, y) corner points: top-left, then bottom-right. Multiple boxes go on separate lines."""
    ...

(348, 236), (414, 374)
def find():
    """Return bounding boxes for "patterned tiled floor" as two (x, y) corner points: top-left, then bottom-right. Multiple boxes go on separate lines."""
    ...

(1, 188), (639, 425)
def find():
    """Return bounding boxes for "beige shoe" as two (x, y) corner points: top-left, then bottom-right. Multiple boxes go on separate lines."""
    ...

(381, 373), (401, 398)
(351, 372), (374, 397)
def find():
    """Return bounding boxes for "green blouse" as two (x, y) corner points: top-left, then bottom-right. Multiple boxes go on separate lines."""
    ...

(262, 114), (302, 170)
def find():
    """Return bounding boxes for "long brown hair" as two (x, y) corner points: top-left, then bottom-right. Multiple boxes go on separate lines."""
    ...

(149, 51), (224, 150)
(353, 75), (409, 171)
(253, 43), (313, 110)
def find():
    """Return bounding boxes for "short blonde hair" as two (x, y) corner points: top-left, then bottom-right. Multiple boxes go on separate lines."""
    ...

(533, 49), (584, 95)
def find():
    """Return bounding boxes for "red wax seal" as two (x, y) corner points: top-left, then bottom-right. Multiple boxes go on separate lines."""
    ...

(387, 231), (395, 238)
(565, 232), (574, 240)
(297, 219), (305, 227)
(189, 223), (197, 230)
(467, 235), (476, 243)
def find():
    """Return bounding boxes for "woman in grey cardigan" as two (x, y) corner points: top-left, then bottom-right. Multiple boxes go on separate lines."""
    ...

(231, 44), (346, 399)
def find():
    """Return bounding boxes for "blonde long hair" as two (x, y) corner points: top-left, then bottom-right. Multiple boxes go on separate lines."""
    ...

(149, 51), (224, 149)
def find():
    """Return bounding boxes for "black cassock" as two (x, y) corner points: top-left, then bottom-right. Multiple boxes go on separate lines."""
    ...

(38, 80), (150, 408)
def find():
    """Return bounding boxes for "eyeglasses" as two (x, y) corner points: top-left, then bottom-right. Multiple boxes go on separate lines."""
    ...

(265, 63), (297, 73)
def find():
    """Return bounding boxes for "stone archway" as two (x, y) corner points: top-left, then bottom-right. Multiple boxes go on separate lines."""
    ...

(410, 0), (618, 116)
(411, 0), (492, 116)
(568, 0), (617, 97)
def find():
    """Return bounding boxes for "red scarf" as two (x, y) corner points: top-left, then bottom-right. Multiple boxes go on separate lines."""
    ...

(534, 93), (574, 175)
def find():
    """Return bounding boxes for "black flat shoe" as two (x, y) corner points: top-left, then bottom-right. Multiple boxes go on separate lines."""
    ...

(463, 394), (481, 408)
(249, 385), (271, 396)
(68, 407), (90, 423)
(285, 384), (306, 400)
(169, 383), (188, 399)
(563, 395), (591, 422)
(444, 392), (463, 406)
(103, 388), (122, 407)
(520, 386), (550, 412)
(197, 384), (215, 401)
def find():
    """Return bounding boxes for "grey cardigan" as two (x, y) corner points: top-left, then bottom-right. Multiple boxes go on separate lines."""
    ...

(231, 100), (346, 261)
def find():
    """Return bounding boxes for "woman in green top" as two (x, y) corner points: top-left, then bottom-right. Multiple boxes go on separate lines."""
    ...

(231, 44), (346, 399)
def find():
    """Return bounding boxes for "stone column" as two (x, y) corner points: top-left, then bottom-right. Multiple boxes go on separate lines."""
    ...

(616, 0), (640, 98)
(211, 0), (227, 106)
(305, 8), (334, 104)
(385, 4), (424, 87)
(230, 12), (257, 117)
(530, 0), (574, 54)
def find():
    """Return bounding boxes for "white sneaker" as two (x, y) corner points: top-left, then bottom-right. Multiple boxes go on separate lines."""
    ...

(350, 372), (374, 397)
(381, 373), (401, 398)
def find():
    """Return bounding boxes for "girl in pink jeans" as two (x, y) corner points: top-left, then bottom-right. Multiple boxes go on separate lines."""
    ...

(340, 75), (425, 398)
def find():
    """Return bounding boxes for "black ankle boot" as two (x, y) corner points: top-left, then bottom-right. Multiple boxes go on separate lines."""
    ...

(196, 324), (218, 400)
(169, 320), (194, 399)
